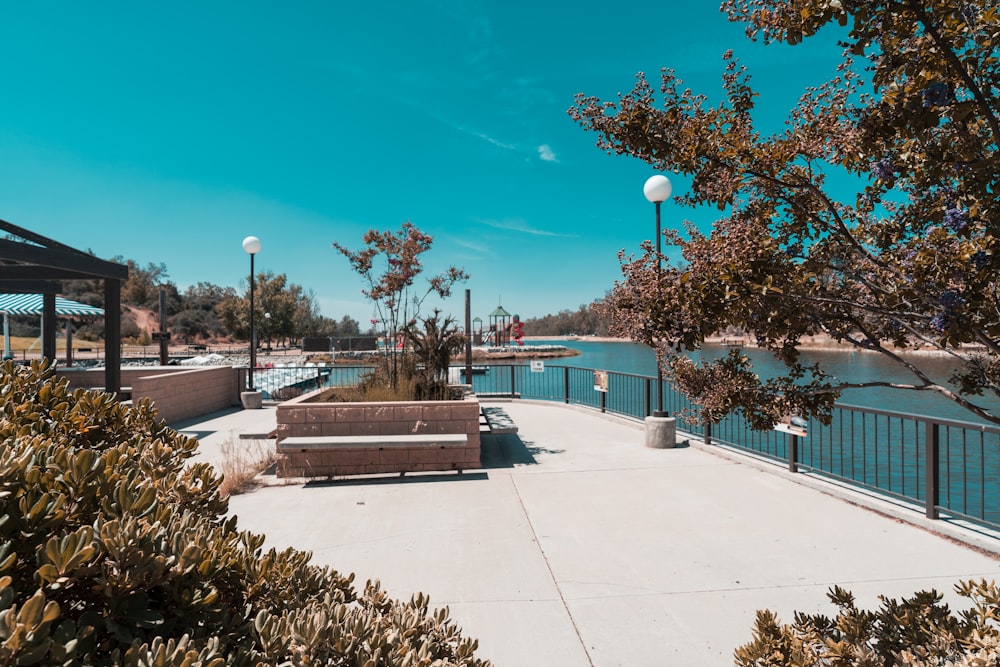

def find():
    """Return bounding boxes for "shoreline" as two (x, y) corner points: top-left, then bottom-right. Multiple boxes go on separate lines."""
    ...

(524, 335), (975, 357)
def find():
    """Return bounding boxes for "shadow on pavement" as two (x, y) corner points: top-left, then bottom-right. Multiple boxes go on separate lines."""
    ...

(172, 406), (247, 441)
(480, 433), (565, 468)
(303, 471), (489, 488)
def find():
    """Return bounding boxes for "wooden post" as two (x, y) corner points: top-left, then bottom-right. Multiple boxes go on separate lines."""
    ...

(65, 320), (73, 367)
(158, 288), (169, 366)
(42, 293), (56, 362)
(104, 279), (121, 395)
(464, 289), (472, 382)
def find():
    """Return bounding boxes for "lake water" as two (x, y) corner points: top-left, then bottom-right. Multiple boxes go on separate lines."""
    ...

(524, 339), (1000, 425)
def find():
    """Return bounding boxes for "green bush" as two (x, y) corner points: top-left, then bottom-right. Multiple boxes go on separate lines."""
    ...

(735, 581), (1000, 666)
(0, 360), (491, 665)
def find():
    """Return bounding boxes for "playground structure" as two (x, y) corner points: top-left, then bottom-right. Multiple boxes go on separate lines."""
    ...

(473, 303), (524, 347)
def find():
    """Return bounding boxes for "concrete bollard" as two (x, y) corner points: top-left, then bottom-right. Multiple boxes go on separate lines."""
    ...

(644, 414), (676, 448)
(240, 390), (263, 410)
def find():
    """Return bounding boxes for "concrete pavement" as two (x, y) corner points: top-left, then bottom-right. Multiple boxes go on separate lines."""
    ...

(175, 401), (1000, 666)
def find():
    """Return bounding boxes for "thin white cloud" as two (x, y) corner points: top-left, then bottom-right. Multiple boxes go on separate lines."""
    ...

(450, 237), (493, 255)
(477, 217), (576, 238)
(538, 144), (558, 162)
(468, 129), (517, 151)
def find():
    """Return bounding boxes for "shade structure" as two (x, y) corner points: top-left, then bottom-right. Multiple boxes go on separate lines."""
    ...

(0, 294), (105, 364)
(0, 293), (104, 317)
(0, 218), (128, 393)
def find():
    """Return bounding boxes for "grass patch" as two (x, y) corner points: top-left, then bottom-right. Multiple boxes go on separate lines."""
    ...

(305, 383), (419, 403)
(3, 335), (98, 352)
(218, 434), (276, 496)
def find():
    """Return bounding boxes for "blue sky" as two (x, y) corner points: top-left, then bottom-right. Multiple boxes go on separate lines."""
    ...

(0, 2), (843, 326)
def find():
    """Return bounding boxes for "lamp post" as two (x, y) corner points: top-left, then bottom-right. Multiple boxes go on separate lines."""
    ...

(644, 174), (672, 417)
(242, 235), (262, 392)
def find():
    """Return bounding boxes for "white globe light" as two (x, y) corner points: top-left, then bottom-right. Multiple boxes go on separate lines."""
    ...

(242, 235), (262, 255)
(643, 174), (673, 203)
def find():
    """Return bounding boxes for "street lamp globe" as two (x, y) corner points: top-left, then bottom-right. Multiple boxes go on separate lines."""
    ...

(643, 174), (672, 203)
(242, 236), (262, 255)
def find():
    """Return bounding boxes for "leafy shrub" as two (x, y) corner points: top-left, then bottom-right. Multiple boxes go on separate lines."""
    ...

(0, 360), (491, 665)
(406, 310), (466, 401)
(735, 581), (1000, 666)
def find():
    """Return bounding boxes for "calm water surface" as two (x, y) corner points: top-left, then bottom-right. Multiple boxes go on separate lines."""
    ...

(525, 340), (1000, 424)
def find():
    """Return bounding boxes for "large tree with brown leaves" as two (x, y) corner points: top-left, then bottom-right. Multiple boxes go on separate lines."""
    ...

(570, 1), (1000, 427)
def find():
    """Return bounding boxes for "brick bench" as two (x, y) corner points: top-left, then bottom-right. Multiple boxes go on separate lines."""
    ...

(276, 433), (479, 478)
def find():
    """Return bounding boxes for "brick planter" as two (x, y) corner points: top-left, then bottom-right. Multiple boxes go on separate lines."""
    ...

(275, 388), (481, 478)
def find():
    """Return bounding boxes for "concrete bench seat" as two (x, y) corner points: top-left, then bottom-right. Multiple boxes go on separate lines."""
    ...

(481, 406), (518, 434)
(279, 433), (468, 450)
(276, 433), (478, 478)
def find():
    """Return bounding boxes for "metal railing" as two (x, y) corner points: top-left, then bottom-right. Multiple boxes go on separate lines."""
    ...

(458, 363), (1000, 530)
(254, 361), (1000, 530)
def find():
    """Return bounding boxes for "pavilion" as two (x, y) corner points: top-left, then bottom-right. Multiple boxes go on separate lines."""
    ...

(0, 219), (128, 394)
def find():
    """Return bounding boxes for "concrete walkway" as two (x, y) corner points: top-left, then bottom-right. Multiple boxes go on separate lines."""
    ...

(176, 401), (1000, 666)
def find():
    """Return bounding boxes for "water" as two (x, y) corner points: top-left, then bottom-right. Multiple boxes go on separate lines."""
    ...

(524, 339), (1000, 425)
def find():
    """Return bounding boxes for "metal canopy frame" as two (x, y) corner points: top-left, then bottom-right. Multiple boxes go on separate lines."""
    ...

(0, 218), (128, 394)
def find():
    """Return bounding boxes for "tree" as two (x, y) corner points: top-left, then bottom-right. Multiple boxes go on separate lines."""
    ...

(570, 1), (1000, 427)
(291, 289), (350, 340)
(334, 221), (469, 387)
(216, 271), (308, 346)
(115, 257), (174, 311)
(337, 314), (361, 336)
(524, 300), (611, 336)
(172, 282), (234, 341)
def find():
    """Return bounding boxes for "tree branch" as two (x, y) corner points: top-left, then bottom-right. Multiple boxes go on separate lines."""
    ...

(904, 1), (1000, 148)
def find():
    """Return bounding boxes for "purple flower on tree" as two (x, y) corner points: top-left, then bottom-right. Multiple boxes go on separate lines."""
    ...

(939, 290), (965, 310)
(944, 207), (969, 233)
(871, 159), (896, 181)
(972, 250), (991, 271)
(930, 312), (954, 334)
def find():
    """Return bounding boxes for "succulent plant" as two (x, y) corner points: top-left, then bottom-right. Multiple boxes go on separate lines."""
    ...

(0, 360), (491, 666)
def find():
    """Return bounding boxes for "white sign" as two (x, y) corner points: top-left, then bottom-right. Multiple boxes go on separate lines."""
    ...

(530, 360), (544, 373)
(774, 415), (807, 437)
(593, 370), (609, 393)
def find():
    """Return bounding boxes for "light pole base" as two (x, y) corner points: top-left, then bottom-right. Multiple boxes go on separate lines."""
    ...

(241, 390), (263, 410)
(644, 415), (676, 449)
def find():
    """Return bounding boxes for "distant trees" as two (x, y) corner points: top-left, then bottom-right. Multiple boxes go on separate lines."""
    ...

(115, 258), (175, 312)
(171, 282), (235, 341)
(59, 258), (360, 345)
(214, 271), (360, 348)
(524, 301), (611, 337)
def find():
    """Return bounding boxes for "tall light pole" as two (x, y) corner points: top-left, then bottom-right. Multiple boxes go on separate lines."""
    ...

(644, 174), (672, 417)
(242, 235), (262, 392)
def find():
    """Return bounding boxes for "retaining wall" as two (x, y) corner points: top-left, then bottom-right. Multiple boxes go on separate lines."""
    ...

(56, 366), (241, 423)
(275, 388), (481, 477)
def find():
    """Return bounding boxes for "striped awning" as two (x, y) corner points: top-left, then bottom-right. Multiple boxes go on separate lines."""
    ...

(0, 294), (104, 317)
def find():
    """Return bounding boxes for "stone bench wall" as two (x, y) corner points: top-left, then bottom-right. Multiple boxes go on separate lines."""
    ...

(275, 390), (481, 478)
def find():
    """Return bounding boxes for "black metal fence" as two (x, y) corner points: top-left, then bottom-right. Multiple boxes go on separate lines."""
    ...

(458, 363), (1000, 530)
(255, 361), (1000, 530)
